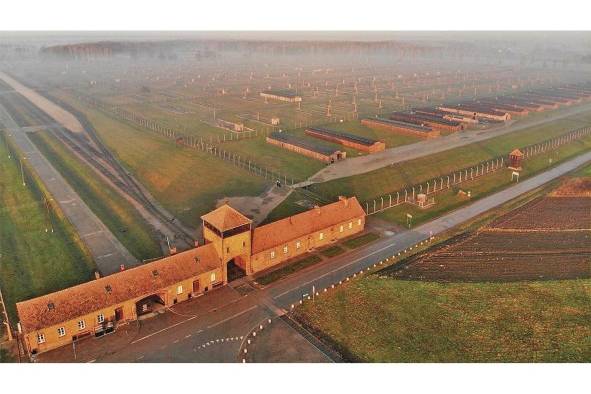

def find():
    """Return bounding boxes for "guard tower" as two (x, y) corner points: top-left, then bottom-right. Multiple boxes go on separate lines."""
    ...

(201, 204), (253, 282)
(508, 148), (524, 171)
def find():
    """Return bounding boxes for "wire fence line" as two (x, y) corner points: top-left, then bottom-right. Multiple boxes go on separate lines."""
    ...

(75, 94), (258, 145)
(74, 94), (304, 186)
(363, 125), (591, 215)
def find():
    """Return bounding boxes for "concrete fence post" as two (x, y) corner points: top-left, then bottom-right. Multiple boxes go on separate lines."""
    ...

(447, 175), (450, 188)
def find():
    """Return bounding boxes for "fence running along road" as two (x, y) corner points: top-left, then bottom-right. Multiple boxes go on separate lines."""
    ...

(362, 125), (591, 215)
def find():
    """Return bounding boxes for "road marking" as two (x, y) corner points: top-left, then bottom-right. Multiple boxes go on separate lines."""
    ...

(206, 305), (258, 329)
(131, 315), (199, 344)
(185, 334), (192, 339)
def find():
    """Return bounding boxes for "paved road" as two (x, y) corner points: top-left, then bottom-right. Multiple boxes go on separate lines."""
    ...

(298, 102), (591, 185)
(0, 102), (137, 275)
(35, 150), (591, 363)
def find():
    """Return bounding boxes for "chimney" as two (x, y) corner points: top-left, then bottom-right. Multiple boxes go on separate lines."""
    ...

(119, 264), (125, 272)
(194, 240), (199, 248)
(170, 246), (178, 256)
(338, 196), (349, 207)
(314, 205), (321, 215)
(94, 270), (101, 280)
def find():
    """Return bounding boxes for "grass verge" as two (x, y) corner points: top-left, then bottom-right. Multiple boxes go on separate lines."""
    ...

(29, 131), (162, 261)
(255, 255), (322, 286)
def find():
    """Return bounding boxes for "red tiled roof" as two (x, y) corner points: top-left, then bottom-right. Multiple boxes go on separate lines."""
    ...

(252, 197), (365, 254)
(201, 204), (252, 231)
(510, 148), (524, 157)
(16, 244), (221, 333)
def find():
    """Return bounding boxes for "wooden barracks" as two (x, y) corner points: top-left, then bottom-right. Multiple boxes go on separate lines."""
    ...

(16, 197), (366, 355)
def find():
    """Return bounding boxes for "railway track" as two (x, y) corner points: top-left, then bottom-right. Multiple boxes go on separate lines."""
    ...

(13, 91), (196, 249)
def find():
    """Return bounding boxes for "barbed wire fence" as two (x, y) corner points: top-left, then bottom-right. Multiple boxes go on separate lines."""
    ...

(363, 125), (591, 215)
(74, 94), (303, 186)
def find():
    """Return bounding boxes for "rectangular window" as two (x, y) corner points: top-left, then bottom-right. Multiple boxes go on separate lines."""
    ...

(319, 232), (324, 240)
(57, 327), (66, 337)
(210, 273), (216, 282)
(270, 251), (276, 259)
(78, 320), (86, 331)
(37, 333), (45, 344)
(349, 222), (353, 229)
(296, 241), (301, 249)
(97, 314), (105, 324)
(283, 246), (288, 254)
(177, 285), (183, 295)
(339, 225), (344, 233)
(357, 219), (362, 226)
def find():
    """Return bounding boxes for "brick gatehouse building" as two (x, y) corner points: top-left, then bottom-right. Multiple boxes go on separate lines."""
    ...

(17, 197), (365, 355)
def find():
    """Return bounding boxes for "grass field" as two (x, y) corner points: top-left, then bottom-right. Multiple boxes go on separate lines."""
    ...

(29, 131), (162, 261)
(51, 91), (270, 228)
(374, 135), (591, 227)
(293, 176), (591, 362)
(255, 255), (322, 286)
(342, 232), (381, 249)
(294, 277), (591, 362)
(0, 132), (95, 321)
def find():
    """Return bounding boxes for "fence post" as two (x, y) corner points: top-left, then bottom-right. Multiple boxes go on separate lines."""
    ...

(447, 175), (450, 188)
(396, 192), (399, 205)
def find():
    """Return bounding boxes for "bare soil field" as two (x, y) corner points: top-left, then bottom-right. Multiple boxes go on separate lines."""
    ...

(489, 196), (591, 230)
(386, 184), (591, 282)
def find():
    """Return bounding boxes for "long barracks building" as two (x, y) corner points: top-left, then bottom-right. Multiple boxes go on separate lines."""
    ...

(16, 197), (365, 355)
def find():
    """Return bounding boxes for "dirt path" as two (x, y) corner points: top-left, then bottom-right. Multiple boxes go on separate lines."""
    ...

(0, 71), (85, 134)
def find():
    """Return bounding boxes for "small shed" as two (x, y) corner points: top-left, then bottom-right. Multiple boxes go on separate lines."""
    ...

(508, 148), (523, 170)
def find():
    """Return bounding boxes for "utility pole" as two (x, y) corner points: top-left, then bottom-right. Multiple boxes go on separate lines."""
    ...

(0, 285), (13, 341)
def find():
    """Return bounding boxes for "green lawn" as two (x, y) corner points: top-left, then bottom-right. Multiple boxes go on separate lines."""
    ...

(0, 133), (95, 321)
(255, 255), (322, 286)
(29, 131), (162, 261)
(294, 277), (591, 362)
(376, 135), (591, 227)
(51, 91), (270, 228)
(320, 245), (346, 258)
(342, 232), (381, 249)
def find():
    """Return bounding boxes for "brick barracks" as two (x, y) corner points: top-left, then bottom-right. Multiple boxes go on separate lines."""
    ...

(16, 197), (365, 355)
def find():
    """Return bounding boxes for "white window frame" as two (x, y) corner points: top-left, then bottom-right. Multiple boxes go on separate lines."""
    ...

(210, 273), (216, 282)
(349, 222), (353, 229)
(37, 333), (46, 344)
(270, 251), (276, 259)
(296, 241), (301, 249)
(78, 320), (86, 331)
(357, 219), (362, 226)
(57, 327), (66, 337)
(97, 313), (105, 324)
(339, 225), (344, 233)
(177, 285), (183, 295)
(319, 232), (324, 240)
(283, 245), (288, 254)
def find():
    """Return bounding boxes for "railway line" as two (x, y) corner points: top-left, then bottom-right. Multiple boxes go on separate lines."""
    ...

(11, 90), (196, 250)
